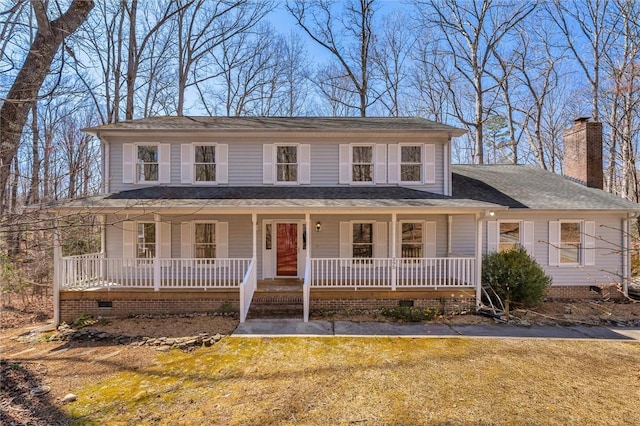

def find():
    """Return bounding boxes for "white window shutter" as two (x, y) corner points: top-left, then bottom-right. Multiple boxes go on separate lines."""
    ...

(339, 144), (350, 184)
(375, 144), (387, 184)
(217, 222), (229, 258)
(181, 222), (193, 258)
(583, 221), (596, 266)
(549, 221), (560, 266)
(339, 222), (351, 258)
(388, 144), (399, 184)
(159, 221), (171, 258)
(425, 221), (437, 258)
(217, 144), (228, 184)
(159, 144), (171, 183)
(181, 144), (192, 184)
(263, 144), (274, 184)
(523, 221), (535, 256)
(487, 221), (498, 252)
(122, 144), (135, 183)
(374, 222), (388, 258)
(424, 144), (436, 184)
(123, 221), (136, 258)
(299, 144), (311, 184)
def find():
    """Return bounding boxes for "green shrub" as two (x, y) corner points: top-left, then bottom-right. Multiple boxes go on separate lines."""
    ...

(482, 247), (552, 316)
(380, 306), (437, 322)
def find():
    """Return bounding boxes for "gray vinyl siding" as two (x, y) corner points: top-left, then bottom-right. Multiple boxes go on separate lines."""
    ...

(106, 138), (448, 193)
(484, 211), (625, 287)
(450, 214), (476, 257)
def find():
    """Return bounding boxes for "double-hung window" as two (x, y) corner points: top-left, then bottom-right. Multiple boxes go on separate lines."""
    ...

(137, 222), (156, 258)
(137, 145), (159, 182)
(549, 220), (595, 267)
(276, 145), (298, 182)
(352, 145), (374, 182)
(194, 223), (216, 258)
(499, 222), (520, 252)
(194, 145), (216, 182)
(400, 145), (422, 183)
(401, 222), (423, 258)
(352, 223), (374, 259)
(488, 220), (534, 255)
(559, 222), (581, 264)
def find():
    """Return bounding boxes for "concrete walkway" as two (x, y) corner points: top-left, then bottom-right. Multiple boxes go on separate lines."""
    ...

(232, 319), (640, 341)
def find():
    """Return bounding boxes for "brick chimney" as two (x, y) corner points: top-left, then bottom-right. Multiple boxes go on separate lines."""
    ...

(563, 117), (603, 190)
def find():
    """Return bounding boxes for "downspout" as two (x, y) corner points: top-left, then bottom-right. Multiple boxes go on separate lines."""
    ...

(475, 212), (483, 310)
(622, 213), (634, 296)
(52, 217), (61, 326)
(99, 132), (110, 193)
(444, 137), (451, 196)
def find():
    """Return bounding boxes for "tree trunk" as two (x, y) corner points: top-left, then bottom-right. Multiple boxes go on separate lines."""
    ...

(0, 0), (94, 216)
(126, 0), (138, 121)
(27, 101), (40, 205)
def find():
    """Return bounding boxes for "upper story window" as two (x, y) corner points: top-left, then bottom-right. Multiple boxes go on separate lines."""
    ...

(400, 145), (422, 182)
(499, 222), (520, 252)
(263, 144), (310, 185)
(276, 146), (298, 182)
(137, 222), (156, 258)
(123, 143), (170, 184)
(137, 146), (159, 182)
(194, 145), (216, 182)
(194, 222), (216, 258)
(352, 145), (374, 182)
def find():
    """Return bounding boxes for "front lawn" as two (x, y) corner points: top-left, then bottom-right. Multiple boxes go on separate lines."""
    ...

(67, 337), (640, 425)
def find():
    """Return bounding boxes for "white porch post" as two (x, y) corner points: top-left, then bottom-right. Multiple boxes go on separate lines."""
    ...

(391, 212), (397, 291)
(623, 216), (630, 296)
(52, 219), (61, 326)
(98, 214), (106, 281)
(153, 214), (161, 291)
(305, 213), (311, 263)
(475, 213), (483, 310)
(252, 213), (257, 260)
(447, 215), (453, 257)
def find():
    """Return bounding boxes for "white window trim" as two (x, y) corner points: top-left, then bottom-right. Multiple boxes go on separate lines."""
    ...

(192, 220), (218, 260)
(398, 143), (424, 185)
(497, 220), (521, 252)
(399, 220), (426, 258)
(274, 143), (300, 186)
(136, 221), (157, 260)
(134, 143), (160, 184)
(350, 220), (375, 260)
(349, 143), (376, 185)
(191, 143), (218, 186)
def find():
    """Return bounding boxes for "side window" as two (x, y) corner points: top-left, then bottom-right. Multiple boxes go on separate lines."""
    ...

(352, 145), (374, 182)
(137, 145), (158, 182)
(194, 145), (216, 182)
(276, 145), (298, 182)
(400, 145), (422, 183)
(194, 222), (216, 258)
(137, 222), (156, 258)
(560, 222), (581, 264)
(499, 222), (520, 252)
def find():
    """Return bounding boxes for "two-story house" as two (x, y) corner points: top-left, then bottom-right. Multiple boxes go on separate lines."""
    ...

(48, 117), (639, 323)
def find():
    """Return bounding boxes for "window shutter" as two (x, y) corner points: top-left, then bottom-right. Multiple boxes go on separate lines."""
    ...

(523, 221), (535, 256)
(123, 221), (136, 258)
(375, 144), (387, 184)
(583, 221), (596, 266)
(374, 222), (388, 258)
(425, 221), (436, 258)
(487, 221), (498, 252)
(159, 144), (171, 183)
(299, 144), (311, 184)
(159, 221), (171, 258)
(263, 144), (274, 184)
(339, 222), (351, 258)
(217, 144), (228, 184)
(388, 144), (399, 184)
(217, 222), (229, 258)
(122, 144), (135, 183)
(549, 221), (560, 266)
(424, 144), (436, 184)
(181, 144), (192, 184)
(339, 144), (350, 184)
(181, 222), (193, 258)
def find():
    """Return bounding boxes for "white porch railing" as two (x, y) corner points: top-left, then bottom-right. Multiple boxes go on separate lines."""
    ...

(310, 257), (475, 290)
(239, 259), (257, 323)
(60, 253), (252, 290)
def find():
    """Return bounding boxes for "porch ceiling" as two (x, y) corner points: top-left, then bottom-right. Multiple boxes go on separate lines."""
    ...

(41, 186), (500, 214)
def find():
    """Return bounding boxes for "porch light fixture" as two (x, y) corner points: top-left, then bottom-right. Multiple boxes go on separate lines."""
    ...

(489, 210), (495, 217)
(316, 222), (321, 232)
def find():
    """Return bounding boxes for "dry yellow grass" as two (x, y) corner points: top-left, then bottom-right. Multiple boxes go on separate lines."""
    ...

(65, 337), (640, 425)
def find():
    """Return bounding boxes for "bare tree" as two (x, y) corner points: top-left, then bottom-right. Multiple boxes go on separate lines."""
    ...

(415, 0), (536, 164)
(0, 0), (94, 216)
(287, 0), (377, 116)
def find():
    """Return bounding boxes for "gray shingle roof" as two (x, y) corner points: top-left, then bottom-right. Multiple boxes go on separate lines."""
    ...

(83, 116), (466, 135)
(43, 186), (498, 212)
(452, 164), (639, 210)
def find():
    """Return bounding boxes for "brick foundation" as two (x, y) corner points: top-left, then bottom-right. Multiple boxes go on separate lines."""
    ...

(545, 285), (624, 300)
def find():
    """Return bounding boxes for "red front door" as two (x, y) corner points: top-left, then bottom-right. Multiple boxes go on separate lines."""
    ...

(276, 223), (298, 276)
